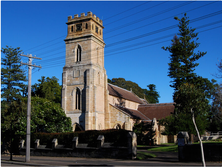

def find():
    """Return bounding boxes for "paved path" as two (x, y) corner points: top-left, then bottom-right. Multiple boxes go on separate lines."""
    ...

(1, 153), (222, 166)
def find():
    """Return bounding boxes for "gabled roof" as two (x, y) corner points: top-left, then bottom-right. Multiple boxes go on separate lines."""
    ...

(108, 83), (144, 104)
(138, 103), (175, 120)
(116, 105), (151, 122)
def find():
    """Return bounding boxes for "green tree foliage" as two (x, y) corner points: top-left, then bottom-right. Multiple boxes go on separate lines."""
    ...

(1, 46), (27, 102)
(1, 46), (27, 159)
(30, 97), (72, 133)
(160, 84), (210, 135)
(1, 100), (26, 157)
(209, 83), (222, 132)
(108, 78), (160, 103)
(1, 97), (72, 154)
(32, 76), (62, 104)
(160, 14), (215, 135)
(175, 84), (210, 134)
(144, 84), (160, 103)
(133, 120), (156, 145)
(208, 59), (222, 132)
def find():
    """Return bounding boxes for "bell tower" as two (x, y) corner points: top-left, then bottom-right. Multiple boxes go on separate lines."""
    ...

(62, 12), (109, 131)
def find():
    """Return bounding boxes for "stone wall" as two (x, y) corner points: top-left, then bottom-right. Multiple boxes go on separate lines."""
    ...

(19, 132), (137, 159)
(108, 104), (132, 130)
(109, 95), (140, 110)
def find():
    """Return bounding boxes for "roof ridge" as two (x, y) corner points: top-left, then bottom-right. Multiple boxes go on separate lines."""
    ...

(139, 102), (175, 106)
(108, 83), (133, 93)
(118, 106), (151, 121)
(108, 83), (144, 104)
(109, 103), (132, 117)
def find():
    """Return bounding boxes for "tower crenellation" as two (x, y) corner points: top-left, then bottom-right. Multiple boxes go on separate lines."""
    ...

(67, 12), (103, 25)
(66, 12), (104, 42)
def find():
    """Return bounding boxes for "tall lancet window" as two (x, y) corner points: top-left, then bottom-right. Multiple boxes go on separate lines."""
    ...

(76, 88), (81, 110)
(77, 45), (81, 62)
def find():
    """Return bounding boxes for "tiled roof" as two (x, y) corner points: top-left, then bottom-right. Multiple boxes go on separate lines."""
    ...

(116, 105), (151, 121)
(108, 83), (144, 104)
(138, 103), (175, 120)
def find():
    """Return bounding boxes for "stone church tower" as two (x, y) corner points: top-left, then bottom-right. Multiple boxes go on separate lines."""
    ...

(62, 12), (109, 131)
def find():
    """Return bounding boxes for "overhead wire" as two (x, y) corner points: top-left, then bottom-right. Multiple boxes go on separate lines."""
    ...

(104, 1), (194, 34)
(24, 1), (149, 54)
(103, 1), (149, 21)
(21, 2), (221, 71)
(40, 21), (222, 69)
(31, 1), (216, 59)
(24, 1), (210, 58)
(36, 17), (222, 67)
(105, 1), (216, 40)
(104, 1), (167, 26)
(31, 2), (218, 60)
(24, 1), (191, 55)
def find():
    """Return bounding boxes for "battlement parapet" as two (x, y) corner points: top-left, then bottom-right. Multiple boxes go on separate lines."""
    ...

(68, 11), (103, 25)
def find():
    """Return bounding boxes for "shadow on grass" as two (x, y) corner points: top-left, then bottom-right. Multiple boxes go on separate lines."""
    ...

(136, 151), (156, 160)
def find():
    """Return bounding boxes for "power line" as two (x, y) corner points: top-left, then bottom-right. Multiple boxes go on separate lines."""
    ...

(22, 1), (194, 54)
(37, 20), (222, 68)
(105, 1), (216, 40)
(31, 9), (222, 62)
(104, 1), (167, 26)
(25, 35), (65, 52)
(39, 22), (222, 68)
(104, 1), (194, 34)
(23, 2), (149, 53)
(103, 1), (149, 21)
(23, 2), (215, 56)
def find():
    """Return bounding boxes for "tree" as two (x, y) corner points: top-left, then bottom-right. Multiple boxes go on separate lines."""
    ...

(133, 120), (156, 145)
(30, 97), (72, 133)
(32, 76), (62, 104)
(1, 46), (27, 160)
(175, 83), (207, 166)
(209, 83), (222, 132)
(1, 46), (27, 102)
(1, 97), (72, 156)
(162, 14), (207, 90)
(161, 13), (215, 166)
(161, 13), (214, 133)
(1, 100), (26, 159)
(108, 78), (160, 103)
(144, 84), (160, 103)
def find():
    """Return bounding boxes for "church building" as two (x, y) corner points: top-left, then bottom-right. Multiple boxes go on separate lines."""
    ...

(61, 12), (175, 144)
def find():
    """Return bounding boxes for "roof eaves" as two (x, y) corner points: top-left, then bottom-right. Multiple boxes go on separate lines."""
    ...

(109, 103), (132, 118)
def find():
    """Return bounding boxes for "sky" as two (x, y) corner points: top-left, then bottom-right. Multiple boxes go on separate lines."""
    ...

(1, 1), (222, 103)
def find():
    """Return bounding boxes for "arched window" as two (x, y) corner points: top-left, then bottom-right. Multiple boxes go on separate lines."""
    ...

(71, 26), (74, 32)
(85, 23), (88, 29)
(76, 88), (81, 110)
(77, 45), (81, 62)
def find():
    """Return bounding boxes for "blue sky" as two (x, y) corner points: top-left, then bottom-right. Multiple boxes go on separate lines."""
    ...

(1, 1), (222, 103)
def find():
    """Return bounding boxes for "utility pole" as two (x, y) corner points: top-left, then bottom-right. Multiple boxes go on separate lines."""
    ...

(21, 54), (42, 162)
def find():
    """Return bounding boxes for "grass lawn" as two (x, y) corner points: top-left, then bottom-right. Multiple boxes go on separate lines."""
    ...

(136, 151), (156, 160)
(147, 144), (178, 152)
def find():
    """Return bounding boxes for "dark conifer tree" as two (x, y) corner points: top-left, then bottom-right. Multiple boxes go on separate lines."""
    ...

(1, 46), (27, 102)
(1, 46), (27, 160)
(161, 14), (215, 136)
(162, 14), (207, 91)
